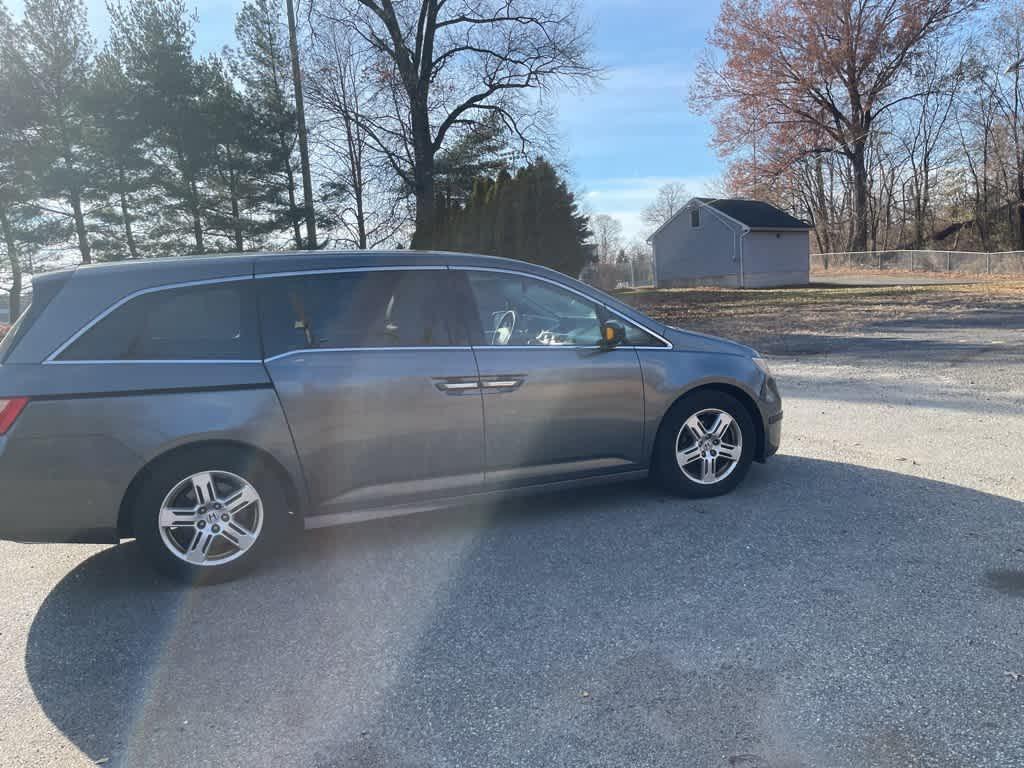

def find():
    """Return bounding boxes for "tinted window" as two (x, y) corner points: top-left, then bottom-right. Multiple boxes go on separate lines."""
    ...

(465, 271), (603, 346)
(259, 270), (454, 357)
(59, 283), (258, 361)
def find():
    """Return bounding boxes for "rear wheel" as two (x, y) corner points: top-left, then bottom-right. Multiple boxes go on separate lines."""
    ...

(132, 448), (290, 584)
(654, 390), (756, 498)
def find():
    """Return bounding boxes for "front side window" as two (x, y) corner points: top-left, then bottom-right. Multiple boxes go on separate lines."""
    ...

(259, 269), (454, 357)
(59, 283), (258, 361)
(465, 271), (603, 347)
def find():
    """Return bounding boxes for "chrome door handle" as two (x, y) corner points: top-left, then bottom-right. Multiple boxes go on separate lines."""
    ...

(434, 378), (481, 393)
(480, 375), (526, 392)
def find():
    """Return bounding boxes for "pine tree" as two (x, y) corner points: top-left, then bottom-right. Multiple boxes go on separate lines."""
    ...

(85, 48), (154, 260)
(231, 0), (304, 248)
(13, 0), (95, 263)
(436, 159), (592, 277)
(110, 0), (214, 255)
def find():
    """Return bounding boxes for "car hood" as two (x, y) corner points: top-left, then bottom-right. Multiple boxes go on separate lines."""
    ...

(660, 325), (758, 357)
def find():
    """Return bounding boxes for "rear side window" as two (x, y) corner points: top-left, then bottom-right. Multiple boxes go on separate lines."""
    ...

(258, 269), (455, 357)
(59, 283), (259, 361)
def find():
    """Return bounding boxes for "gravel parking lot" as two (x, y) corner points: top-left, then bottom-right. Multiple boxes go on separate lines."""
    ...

(1, 290), (1022, 768)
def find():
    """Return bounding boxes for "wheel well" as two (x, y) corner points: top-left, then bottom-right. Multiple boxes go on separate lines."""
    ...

(117, 440), (305, 538)
(651, 383), (766, 466)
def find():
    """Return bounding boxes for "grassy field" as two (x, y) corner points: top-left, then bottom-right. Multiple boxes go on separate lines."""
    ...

(616, 279), (1024, 353)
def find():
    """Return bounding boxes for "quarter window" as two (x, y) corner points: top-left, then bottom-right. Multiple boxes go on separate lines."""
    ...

(59, 283), (258, 361)
(690, 207), (700, 227)
(258, 270), (454, 357)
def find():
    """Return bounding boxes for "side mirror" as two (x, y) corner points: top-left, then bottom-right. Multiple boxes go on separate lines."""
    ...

(600, 319), (626, 348)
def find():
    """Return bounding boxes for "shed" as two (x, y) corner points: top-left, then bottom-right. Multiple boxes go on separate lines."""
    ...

(647, 197), (811, 288)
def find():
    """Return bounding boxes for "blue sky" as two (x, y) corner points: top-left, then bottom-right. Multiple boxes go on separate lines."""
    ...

(8, 0), (723, 241)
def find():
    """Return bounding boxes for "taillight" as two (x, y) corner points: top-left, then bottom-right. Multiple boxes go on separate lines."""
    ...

(0, 397), (28, 435)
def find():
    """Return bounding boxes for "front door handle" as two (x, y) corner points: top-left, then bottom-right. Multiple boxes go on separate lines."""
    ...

(480, 375), (526, 392)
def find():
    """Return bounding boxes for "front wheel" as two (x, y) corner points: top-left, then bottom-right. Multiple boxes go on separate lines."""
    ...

(653, 391), (756, 498)
(132, 448), (290, 584)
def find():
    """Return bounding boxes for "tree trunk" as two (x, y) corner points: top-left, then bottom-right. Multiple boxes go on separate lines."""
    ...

(118, 166), (139, 259)
(229, 165), (244, 252)
(0, 206), (23, 321)
(286, 0), (317, 250)
(410, 102), (436, 249)
(188, 175), (205, 254)
(851, 140), (870, 252)
(1017, 158), (1024, 251)
(69, 189), (92, 264)
(280, 135), (303, 248)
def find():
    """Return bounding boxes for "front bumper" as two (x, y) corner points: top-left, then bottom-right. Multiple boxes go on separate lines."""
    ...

(764, 409), (782, 459)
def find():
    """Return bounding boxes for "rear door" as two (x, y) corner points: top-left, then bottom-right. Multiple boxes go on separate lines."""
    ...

(453, 268), (646, 489)
(259, 268), (485, 514)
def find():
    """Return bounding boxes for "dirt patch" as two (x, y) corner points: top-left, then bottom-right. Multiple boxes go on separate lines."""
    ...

(616, 281), (1024, 353)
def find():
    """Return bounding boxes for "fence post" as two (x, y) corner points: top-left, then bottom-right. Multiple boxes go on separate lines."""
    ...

(910, 251), (915, 272)
(878, 251), (882, 270)
(988, 253), (992, 274)
(947, 251), (951, 272)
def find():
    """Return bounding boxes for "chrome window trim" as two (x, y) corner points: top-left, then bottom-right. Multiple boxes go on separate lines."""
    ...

(44, 274), (254, 364)
(255, 265), (447, 279)
(47, 359), (264, 365)
(264, 346), (474, 363)
(454, 266), (673, 349)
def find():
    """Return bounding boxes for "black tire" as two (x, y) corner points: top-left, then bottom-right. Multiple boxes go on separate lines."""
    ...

(132, 447), (291, 584)
(653, 390), (756, 499)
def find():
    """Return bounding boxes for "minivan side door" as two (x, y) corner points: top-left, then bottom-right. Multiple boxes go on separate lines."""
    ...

(452, 268), (646, 489)
(259, 268), (485, 515)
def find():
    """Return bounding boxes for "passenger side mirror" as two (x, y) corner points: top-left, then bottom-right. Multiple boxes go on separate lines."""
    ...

(600, 319), (626, 349)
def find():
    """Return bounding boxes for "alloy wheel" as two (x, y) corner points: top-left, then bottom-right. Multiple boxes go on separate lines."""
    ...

(158, 470), (264, 566)
(674, 408), (744, 485)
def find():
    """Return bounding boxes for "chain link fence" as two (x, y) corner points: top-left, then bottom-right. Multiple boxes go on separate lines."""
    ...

(812, 250), (1024, 275)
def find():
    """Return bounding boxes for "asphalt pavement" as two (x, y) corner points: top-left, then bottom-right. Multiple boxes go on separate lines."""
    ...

(1, 309), (1023, 768)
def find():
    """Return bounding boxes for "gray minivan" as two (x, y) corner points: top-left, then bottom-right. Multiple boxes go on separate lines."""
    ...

(0, 250), (782, 582)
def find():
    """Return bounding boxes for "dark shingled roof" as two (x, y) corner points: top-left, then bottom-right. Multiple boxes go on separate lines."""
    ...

(695, 197), (811, 230)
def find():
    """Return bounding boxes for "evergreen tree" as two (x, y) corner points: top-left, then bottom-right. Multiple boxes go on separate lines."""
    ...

(13, 0), (95, 263)
(205, 57), (270, 252)
(231, 0), (303, 248)
(110, 0), (213, 255)
(85, 48), (154, 260)
(436, 158), (592, 277)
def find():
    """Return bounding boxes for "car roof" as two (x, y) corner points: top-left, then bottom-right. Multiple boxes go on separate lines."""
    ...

(72, 249), (555, 277)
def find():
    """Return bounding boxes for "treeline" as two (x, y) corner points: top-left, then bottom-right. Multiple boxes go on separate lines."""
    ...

(694, 0), (1024, 257)
(0, 0), (599, 318)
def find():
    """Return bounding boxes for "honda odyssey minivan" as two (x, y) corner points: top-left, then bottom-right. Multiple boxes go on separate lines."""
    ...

(0, 250), (782, 582)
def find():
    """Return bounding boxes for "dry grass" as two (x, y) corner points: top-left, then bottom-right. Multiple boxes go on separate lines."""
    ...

(616, 279), (1024, 351)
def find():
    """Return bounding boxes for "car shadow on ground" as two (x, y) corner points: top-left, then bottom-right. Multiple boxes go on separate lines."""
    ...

(24, 457), (1024, 767)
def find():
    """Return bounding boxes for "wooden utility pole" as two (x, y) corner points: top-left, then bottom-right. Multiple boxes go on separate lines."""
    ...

(285, 0), (317, 250)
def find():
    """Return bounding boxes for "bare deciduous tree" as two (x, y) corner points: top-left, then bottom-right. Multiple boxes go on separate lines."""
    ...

(307, 21), (410, 248)
(641, 182), (690, 230)
(693, 0), (980, 251)
(313, 0), (600, 248)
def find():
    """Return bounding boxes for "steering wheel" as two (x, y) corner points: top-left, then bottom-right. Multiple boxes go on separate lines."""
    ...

(491, 310), (517, 345)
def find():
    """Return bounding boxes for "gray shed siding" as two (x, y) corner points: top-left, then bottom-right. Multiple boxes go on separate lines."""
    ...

(742, 230), (810, 287)
(652, 204), (739, 286)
